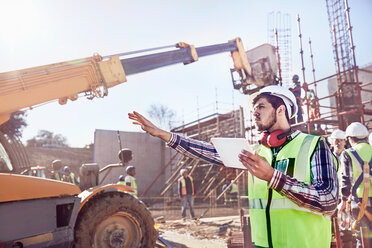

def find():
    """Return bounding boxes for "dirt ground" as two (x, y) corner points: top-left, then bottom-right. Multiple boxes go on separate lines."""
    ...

(152, 210), (243, 248)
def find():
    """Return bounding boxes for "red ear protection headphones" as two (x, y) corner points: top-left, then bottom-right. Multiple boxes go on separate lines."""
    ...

(259, 129), (291, 147)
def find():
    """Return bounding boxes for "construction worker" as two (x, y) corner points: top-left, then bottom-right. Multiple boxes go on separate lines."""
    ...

(50, 159), (64, 181)
(128, 85), (338, 248)
(124, 166), (137, 196)
(329, 129), (347, 176)
(328, 129), (349, 247)
(329, 129), (347, 160)
(178, 168), (196, 220)
(222, 180), (238, 207)
(339, 122), (372, 248)
(62, 165), (79, 185)
(289, 74), (303, 123)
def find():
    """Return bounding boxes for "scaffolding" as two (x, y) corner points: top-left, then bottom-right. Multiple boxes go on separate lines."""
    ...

(243, 0), (372, 143)
(144, 108), (248, 211)
(143, 0), (372, 216)
(267, 11), (293, 87)
(321, 0), (370, 130)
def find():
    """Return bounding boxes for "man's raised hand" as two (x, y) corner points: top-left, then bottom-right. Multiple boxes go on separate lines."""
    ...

(128, 111), (171, 142)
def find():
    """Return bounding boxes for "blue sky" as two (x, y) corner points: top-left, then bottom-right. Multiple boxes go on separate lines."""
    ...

(1, 0), (371, 147)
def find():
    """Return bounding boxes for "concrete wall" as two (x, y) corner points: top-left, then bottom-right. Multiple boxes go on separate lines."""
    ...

(93, 129), (177, 197)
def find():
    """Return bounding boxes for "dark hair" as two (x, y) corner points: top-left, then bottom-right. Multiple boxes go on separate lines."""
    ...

(253, 93), (289, 121)
(349, 136), (368, 143)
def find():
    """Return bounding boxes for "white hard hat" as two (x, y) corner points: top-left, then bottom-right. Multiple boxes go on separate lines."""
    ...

(330, 129), (346, 140)
(369, 133), (372, 145)
(180, 168), (188, 176)
(126, 165), (135, 173)
(345, 122), (369, 138)
(247, 85), (298, 119)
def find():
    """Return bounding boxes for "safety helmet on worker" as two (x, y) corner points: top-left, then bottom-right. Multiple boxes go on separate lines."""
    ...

(292, 74), (299, 81)
(330, 129), (346, 140)
(63, 166), (70, 173)
(52, 160), (62, 170)
(247, 85), (298, 119)
(180, 168), (188, 176)
(118, 175), (125, 181)
(126, 165), (135, 174)
(345, 122), (369, 139)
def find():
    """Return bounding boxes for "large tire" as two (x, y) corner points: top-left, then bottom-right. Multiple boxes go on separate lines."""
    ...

(74, 192), (157, 248)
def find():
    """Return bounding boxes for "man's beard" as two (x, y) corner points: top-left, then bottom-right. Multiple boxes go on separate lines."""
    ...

(256, 110), (277, 132)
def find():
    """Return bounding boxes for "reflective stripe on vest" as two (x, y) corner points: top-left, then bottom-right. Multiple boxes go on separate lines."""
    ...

(249, 198), (330, 219)
(179, 176), (194, 196)
(117, 181), (126, 192)
(346, 143), (372, 198)
(248, 133), (332, 248)
(119, 177), (138, 196)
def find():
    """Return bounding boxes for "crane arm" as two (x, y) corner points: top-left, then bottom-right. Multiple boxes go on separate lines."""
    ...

(0, 37), (268, 125)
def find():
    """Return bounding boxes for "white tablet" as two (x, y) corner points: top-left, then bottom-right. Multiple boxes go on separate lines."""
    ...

(211, 137), (253, 170)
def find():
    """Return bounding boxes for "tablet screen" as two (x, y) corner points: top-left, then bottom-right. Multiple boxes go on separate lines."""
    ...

(211, 137), (253, 170)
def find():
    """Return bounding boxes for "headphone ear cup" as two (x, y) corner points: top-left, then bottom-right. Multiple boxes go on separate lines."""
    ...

(267, 129), (287, 147)
(259, 131), (270, 147)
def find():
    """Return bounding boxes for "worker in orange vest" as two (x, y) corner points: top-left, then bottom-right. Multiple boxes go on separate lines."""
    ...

(178, 168), (196, 221)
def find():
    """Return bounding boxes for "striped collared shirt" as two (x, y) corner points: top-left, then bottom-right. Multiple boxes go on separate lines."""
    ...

(167, 132), (338, 216)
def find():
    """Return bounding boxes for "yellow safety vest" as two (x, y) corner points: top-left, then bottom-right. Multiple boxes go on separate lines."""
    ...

(125, 176), (138, 196)
(62, 172), (78, 184)
(248, 133), (332, 248)
(179, 176), (194, 196)
(345, 142), (372, 198)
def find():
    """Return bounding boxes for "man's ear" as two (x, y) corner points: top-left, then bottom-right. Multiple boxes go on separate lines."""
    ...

(277, 105), (286, 116)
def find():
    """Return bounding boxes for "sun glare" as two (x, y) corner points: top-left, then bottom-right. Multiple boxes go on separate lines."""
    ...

(0, 2), (39, 42)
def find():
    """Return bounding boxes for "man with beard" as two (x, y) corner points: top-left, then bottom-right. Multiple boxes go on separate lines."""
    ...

(128, 85), (338, 248)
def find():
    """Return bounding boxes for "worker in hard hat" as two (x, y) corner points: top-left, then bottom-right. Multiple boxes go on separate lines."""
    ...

(62, 165), (79, 185)
(328, 129), (349, 246)
(328, 129), (347, 174)
(289, 74), (303, 123)
(222, 179), (238, 207)
(178, 168), (196, 220)
(50, 159), (64, 181)
(339, 122), (372, 248)
(124, 166), (137, 196)
(329, 129), (347, 160)
(128, 85), (338, 248)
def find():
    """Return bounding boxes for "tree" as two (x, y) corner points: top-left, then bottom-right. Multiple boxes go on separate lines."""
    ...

(0, 111), (27, 138)
(147, 104), (176, 130)
(26, 130), (69, 147)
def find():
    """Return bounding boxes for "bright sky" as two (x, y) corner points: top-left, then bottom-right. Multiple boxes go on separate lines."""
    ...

(1, 0), (371, 147)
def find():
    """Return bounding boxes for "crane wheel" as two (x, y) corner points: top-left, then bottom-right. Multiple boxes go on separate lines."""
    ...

(74, 191), (157, 248)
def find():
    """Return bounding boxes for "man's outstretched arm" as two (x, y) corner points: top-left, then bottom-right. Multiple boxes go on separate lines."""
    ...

(128, 111), (171, 142)
(128, 111), (223, 165)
